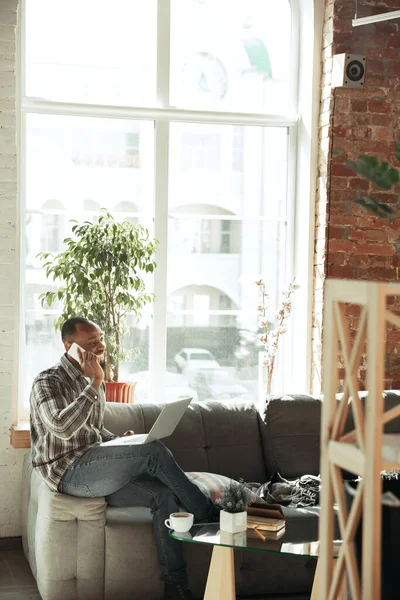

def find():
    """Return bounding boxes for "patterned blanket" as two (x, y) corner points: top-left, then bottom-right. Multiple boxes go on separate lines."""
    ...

(256, 472), (321, 508)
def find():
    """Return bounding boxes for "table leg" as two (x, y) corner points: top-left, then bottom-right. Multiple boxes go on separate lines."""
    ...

(204, 545), (235, 600)
(311, 558), (347, 600)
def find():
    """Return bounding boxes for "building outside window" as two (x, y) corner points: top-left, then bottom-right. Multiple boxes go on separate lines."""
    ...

(181, 133), (221, 171)
(22, 0), (300, 407)
(40, 214), (63, 253)
(220, 220), (232, 253)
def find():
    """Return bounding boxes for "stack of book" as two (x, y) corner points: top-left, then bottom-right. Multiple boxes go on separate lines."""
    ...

(247, 502), (286, 541)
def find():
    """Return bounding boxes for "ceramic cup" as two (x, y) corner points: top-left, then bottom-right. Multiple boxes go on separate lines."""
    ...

(164, 512), (194, 532)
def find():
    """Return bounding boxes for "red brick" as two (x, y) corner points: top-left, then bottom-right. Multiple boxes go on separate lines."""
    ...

(331, 177), (350, 189)
(334, 3), (355, 19)
(369, 256), (393, 268)
(332, 125), (350, 138)
(328, 225), (349, 239)
(330, 162), (354, 177)
(328, 252), (348, 266)
(351, 100), (367, 112)
(329, 215), (359, 226)
(360, 141), (393, 154)
(328, 265), (355, 278)
(368, 101), (391, 113)
(388, 33), (400, 49)
(391, 255), (400, 267)
(357, 267), (397, 280)
(363, 229), (387, 242)
(348, 230), (364, 241)
(350, 126), (373, 140)
(344, 304), (361, 316)
(332, 17), (352, 32)
(368, 114), (392, 126)
(365, 75), (389, 87)
(355, 243), (396, 255)
(328, 240), (354, 252)
(372, 49), (398, 60)
(335, 97), (350, 112)
(333, 32), (354, 47)
(372, 127), (395, 141)
(330, 188), (361, 203)
(367, 34), (392, 49)
(367, 60), (389, 74)
(370, 192), (398, 206)
(347, 178), (370, 191)
(391, 63), (400, 76)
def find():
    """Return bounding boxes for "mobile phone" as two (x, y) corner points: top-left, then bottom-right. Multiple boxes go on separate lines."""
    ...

(67, 342), (86, 364)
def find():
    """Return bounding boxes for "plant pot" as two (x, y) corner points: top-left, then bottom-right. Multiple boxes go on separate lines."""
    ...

(105, 382), (135, 403)
(219, 509), (247, 533)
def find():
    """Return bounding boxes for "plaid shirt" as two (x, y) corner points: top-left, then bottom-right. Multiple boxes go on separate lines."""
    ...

(30, 354), (117, 492)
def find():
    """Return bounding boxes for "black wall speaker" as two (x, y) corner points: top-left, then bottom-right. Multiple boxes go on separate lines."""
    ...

(332, 54), (366, 88)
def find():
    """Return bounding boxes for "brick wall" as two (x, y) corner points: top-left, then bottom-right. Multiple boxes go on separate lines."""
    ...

(313, 0), (400, 393)
(0, 0), (29, 538)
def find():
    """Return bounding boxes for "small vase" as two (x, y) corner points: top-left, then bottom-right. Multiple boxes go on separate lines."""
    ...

(219, 509), (247, 533)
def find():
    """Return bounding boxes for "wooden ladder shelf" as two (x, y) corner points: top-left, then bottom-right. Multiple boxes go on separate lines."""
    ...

(318, 279), (400, 600)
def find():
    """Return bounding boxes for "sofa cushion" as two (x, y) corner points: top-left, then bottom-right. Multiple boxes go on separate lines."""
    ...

(106, 506), (153, 524)
(104, 400), (267, 483)
(262, 395), (322, 479)
(262, 392), (400, 480)
(187, 472), (258, 503)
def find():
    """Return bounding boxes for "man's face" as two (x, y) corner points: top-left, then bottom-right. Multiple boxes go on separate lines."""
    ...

(64, 323), (106, 362)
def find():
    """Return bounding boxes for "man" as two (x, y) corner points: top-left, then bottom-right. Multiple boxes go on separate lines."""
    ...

(30, 316), (218, 600)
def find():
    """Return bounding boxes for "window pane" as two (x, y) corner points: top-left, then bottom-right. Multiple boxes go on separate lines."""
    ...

(171, 0), (292, 113)
(25, 0), (157, 106)
(167, 122), (288, 403)
(24, 114), (155, 403)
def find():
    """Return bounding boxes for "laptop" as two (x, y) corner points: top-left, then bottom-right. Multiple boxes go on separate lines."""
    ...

(100, 397), (192, 446)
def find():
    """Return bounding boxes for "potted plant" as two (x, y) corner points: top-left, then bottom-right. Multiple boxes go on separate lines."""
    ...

(38, 209), (158, 401)
(256, 278), (299, 395)
(217, 480), (253, 533)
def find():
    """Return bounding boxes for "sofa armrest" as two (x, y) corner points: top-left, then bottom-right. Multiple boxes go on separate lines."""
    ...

(35, 481), (106, 600)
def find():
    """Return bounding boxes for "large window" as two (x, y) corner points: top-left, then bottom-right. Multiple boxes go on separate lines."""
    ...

(22, 0), (299, 407)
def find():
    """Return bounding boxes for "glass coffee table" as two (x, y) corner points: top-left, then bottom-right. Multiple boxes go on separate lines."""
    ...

(170, 524), (343, 600)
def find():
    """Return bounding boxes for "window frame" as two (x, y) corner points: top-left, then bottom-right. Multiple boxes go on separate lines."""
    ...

(18, 0), (319, 412)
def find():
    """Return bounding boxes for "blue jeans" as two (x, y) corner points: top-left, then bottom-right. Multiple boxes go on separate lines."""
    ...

(59, 440), (214, 587)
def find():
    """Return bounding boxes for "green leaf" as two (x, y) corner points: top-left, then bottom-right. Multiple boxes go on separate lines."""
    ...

(346, 156), (399, 190)
(355, 196), (397, 222)
(37, 210), (158, 380)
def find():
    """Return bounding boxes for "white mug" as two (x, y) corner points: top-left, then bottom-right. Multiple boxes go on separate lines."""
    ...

(164, 512), (194, 532)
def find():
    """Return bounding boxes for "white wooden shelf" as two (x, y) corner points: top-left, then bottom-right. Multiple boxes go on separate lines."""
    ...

(318, 279), (400, 600)
(328, 434), (400, 477)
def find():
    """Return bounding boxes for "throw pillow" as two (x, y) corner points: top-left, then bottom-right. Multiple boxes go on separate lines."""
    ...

(187, 472), (257, 503)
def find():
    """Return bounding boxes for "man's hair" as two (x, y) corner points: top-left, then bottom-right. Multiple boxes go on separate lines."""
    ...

(61, 317), (94, 342)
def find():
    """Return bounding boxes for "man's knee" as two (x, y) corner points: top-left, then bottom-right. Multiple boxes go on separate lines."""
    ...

(150, 439), (173, 460)
(151, 484), (179, 514)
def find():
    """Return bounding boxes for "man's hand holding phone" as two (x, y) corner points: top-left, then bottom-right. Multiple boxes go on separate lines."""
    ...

(78, 348), (104, 389)
(68, 342), (104, 389)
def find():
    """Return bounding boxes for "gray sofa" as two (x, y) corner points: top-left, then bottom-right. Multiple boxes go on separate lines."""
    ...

(21, 395), (350, 600)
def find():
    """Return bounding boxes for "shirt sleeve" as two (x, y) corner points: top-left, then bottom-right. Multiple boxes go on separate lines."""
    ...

(32, 375), (99, 440)
(100, 426), (118, 442)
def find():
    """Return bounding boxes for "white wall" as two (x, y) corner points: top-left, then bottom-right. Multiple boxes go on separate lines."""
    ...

(0, 0), (29, 538)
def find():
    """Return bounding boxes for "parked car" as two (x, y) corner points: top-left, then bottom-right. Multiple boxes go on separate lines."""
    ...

(191, 368), (249, 402)
(127, 371), (198, 404)
(174, 348), (220, 374)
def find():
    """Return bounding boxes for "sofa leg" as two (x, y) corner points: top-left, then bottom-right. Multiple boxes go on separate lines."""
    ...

(204, 545), (235, 600)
